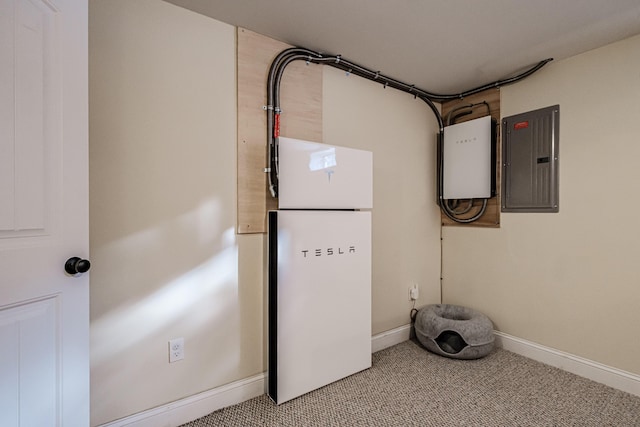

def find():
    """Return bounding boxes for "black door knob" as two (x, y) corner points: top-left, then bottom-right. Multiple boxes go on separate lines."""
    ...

(65, 257), (91, 275)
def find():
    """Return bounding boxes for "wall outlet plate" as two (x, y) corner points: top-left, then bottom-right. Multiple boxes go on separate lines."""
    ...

(169, 338), (184, 363)
(409, 284), (419, 301)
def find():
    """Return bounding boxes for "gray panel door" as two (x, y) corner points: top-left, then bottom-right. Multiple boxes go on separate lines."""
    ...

(502, 105), (559, 212)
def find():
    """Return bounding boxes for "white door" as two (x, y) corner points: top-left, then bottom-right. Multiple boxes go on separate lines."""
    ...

(0, 0), (89, 426)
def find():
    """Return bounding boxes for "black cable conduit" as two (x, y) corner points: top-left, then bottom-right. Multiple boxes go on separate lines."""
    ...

(266, 47), (552, 222)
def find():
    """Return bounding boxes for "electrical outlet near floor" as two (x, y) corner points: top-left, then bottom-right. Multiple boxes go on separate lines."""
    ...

(169, 337), (184, 363)
(409, 284), (419, 301)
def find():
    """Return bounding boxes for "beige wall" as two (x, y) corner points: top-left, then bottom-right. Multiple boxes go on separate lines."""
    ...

(443, 34), (640, 375)
(89, 1), (263, 425)
(323, 68), (442, 333)
(89, 1), (441, 424)
(89, 1), (640, 422)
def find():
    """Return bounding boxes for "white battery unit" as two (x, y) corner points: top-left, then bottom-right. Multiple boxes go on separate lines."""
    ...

(278, 137), (373, 209)
(443, 115), (492, 199)
(268, 210), (372, 404)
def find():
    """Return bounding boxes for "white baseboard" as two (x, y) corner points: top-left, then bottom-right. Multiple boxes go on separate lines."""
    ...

(98, 373), (266, 427)
(98, 326), (412, 427)
(494, 331), (640, 398)
(371, 323), (412, 353)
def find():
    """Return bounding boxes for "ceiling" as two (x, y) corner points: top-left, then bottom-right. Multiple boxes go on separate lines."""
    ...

(165, 0), (640, 94)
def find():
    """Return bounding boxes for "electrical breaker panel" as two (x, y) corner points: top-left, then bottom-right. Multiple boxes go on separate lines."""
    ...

(502, 105), (559, 212)
(442, 116), (492, 199)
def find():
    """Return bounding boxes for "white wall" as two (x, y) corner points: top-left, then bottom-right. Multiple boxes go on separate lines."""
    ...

(89, 1), (441, 424)
(442, 34), (640, 375)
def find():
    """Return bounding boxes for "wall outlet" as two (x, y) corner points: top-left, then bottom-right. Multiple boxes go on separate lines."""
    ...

(409, 284), (419, 301)
(169, 338), (184, 363)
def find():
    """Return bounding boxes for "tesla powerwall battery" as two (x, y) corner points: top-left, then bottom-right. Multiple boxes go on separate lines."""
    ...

(268, 210), (372, 405)
(443, 115), (492, 199)
(278, 137), (373, 209)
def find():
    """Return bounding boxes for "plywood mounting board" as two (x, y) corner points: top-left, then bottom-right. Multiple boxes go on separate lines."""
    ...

(237, 28), (322, 234)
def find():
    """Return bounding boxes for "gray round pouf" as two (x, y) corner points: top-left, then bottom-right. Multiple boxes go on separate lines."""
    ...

(414, 304), (494, 359)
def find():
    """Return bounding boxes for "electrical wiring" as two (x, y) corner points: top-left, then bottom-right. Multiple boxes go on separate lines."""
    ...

(265, 47), (552, 221)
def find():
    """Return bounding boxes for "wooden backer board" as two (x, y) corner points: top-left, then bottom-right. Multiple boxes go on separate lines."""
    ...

(440, 89), (501, 227)
(237, 28), (322, 234)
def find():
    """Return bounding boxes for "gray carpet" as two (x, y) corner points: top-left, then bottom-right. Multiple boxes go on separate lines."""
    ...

(180, 340), (640, 426)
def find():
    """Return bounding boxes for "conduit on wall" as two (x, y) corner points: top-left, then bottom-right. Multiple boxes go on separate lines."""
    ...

(266, 47), (552, 223)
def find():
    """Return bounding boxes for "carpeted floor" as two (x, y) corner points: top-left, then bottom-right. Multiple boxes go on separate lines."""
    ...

(180, 340), (640, 426)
